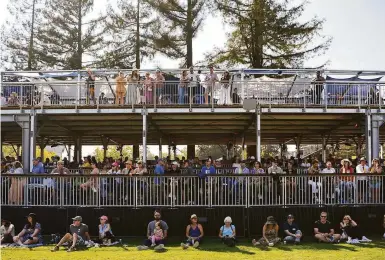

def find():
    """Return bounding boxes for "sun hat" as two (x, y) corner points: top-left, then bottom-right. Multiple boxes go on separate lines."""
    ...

(190, 214), (197, 219)
(265, 216), (276, 225)
(341, 158), (352, 166)
(360, 157), (367, 162)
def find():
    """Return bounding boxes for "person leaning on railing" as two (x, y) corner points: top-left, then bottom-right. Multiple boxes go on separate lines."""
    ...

(369, 158), (383, 203)
(339, 159), (355, 203)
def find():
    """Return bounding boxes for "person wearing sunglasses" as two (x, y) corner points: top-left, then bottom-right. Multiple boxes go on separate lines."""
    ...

(340, 215), (371, 244)
(51, 216), (90, 252)
(314, 212), (341, 243)
(98, 215), (116, 245)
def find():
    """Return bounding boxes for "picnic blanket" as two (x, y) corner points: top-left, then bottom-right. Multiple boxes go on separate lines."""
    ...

(0, 243), (44, 248)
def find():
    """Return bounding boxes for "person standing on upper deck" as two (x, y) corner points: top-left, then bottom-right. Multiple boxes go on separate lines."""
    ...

(204, 65), (219, 104)
(154, 69), (165, 104)
(179, 70), (189, 104)
(86, 68), (96, 105)
(312, 71), (325, 105)
(127, 70), (139, 105)
(115, 72), (126, 106)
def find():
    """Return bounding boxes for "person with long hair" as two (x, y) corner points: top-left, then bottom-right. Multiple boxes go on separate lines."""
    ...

(8, 161), (24, 204)
(115, 71), (126, 105)
(252, 216), (280, 247)
(1, 219), (15, 243)
(143, 72), (154, 104)
(13, 213), (43, 246)
(127, 69), (139, 105)
(181, 214), (204, 249)
(219, 70), (232, 105)
(369, 158), (383, 203)
(340, 215), (371, 244)
(179, 70), (189, 104)
(339, 159), (355, 203)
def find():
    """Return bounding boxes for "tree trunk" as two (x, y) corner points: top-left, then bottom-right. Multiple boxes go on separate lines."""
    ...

(186, 0), (193, 67)
(135, 0), (140, 69)
(27, 0), (37, 70)
(77, 0), (82, 69)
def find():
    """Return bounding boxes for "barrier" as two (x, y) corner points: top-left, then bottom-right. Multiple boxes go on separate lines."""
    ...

(1, 174), (384, 208)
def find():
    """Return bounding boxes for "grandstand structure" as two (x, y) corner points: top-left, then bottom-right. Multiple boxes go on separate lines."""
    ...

(1, 68), (385, 237)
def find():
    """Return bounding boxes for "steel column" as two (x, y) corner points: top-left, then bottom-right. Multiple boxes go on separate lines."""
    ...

(322, 135), (327, 162)
(159, 138), (162, 158)
(29, 113), (37, 171)
(74, 136), (82, 163)
(365, 111), (372, 164)
(142, 109), (147, 163)
(256, 106), (261, 162)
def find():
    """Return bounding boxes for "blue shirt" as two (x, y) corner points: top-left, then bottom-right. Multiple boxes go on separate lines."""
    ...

(31, 162), (45, 174)
(154, 164), (164, 184)
(199, 166), (216, 179)
(220, 225), (235, 237)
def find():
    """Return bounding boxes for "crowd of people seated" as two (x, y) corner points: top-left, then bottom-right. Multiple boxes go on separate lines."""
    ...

(1, 210), (384, 252)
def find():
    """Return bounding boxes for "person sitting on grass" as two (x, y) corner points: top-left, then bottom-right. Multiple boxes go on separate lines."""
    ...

(1, 219), (15, 244)
(181, 214), (204, 249)
(98, 215), (116, 245)
(283, 214), (302, 244)
(150, 222), (164, 247)
(137, 210), (168, 251)
(51, 216), (90, 252)
(340, 215), (371, 244)
(13, 213), (43, 246)
(219, 216), (236, 247)
(314, 212), (341, 243)
(252, 216), (280, 247)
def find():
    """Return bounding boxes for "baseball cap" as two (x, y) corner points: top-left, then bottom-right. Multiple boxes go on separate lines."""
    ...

(112, 162), (119, 167)
(72, 216), (82, 222)
(287, 214), (294, 219)
(32, 158), (38, 161)
(190, 214), (197, 219)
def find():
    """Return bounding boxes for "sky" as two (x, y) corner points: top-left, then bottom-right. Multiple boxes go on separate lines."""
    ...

(1, 0), (385, 157)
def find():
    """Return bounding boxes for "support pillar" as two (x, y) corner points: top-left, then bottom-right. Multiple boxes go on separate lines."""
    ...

(295, 135), (302, 160)
(39, 140), (47, 162)
(365, 111), (372, 164)
(168, 137), (171, 158)
(74, 136), (82, 163)
(159, 138), (162, 158)
(101, 136), (109, 161)
(20, 120), (31, 172)
(322, 135), (327, 163)
(142, 109), (147, 163)
(256, 106), (261, 162)
(133, 145), (139, 160)
(29, 113), (37, 170)
(173, 144), (177, 160)
(187, 145), (195, 159)
(16, 145), (21, 157)
(241, 134), (246, 160)
(356, 135), (362, 157)
(371, 114), (385, 161)
(67, 145), (72, 161)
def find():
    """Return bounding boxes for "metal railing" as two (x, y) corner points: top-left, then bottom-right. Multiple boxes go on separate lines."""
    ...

(1, 174), (384, 207)
(1, 80), (384, 109)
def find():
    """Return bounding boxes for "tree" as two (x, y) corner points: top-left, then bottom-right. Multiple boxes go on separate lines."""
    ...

(96, 0), (156, 69)
(196, 145), (242, 160)
(143, 0), (207, 67)
(93, 145), (133, 162)
(1, 0), (43, 70)
(206, 0), (331, 68)
(1, 145), (56, 159)
(35, 0), (106, 69)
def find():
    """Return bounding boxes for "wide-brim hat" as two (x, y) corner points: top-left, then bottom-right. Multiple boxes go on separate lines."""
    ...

(265, 216), (276, 225)
(341, 159), (352, 166)
(360, 157), (367, 162)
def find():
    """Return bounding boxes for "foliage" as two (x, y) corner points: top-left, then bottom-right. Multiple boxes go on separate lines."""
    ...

(1, 145), (56, 159)
(95, 0), (157, 69)
(143, 0), (208, 67)
(261, 144), (280, 158)
(93, 145), (133, 162)
(34, 0), (106, 69)
(2, 240), (385, 260)
(206, 0), (331, 68)
(1, 0), (43, 70)
(196, 145), (242, 160)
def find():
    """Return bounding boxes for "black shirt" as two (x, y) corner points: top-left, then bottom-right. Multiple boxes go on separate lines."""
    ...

(314, 220), (333, 233)
(283, 222), (299, 234)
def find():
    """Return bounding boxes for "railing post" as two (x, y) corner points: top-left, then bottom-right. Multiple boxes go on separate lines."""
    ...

(77, 69), (81, 108)
(134, 176), (138, 208)
(40, 82), (44, 110)
(358, 84), (361, 109)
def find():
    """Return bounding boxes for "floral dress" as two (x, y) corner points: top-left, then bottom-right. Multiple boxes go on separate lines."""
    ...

(21, 223), (43, 244)
(257, 227), (280, 245)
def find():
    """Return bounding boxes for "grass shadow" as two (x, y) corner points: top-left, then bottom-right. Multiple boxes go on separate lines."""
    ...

(198, 245), (255, 255)
(297, 242), (357, 252)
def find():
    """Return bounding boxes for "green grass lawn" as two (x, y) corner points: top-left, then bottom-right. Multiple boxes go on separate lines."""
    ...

(2, 239), (385, 260)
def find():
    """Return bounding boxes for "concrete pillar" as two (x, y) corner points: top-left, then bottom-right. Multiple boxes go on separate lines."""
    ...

(142, 110), (147, 163)
(256, 106), (261, 162)
(371, 114), (384, 161)
(295, 136), (301, 160)
(133, 145), (139, 160)
(187, 145), (195, 159)
(21, 121), (31, 173)
(74, 136), (82, 163)
(67, 145), (72, 162)
(101, 136), (109, 161)
(39, 143), (45, 162)
(16, 145), (21, 157)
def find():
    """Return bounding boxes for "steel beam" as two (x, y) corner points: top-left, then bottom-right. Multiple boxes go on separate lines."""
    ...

(256, 106), (261, 162)
(142, 109), (148, 163)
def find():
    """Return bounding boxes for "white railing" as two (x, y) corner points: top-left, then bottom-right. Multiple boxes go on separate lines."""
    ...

(1, 174), (384, 207)
(1, 80), (384, 109)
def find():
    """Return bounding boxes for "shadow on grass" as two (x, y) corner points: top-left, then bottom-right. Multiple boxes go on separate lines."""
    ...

(350, 242), (385, 249)
(198, 245), (255, 255)
(296, 243), (357, 251)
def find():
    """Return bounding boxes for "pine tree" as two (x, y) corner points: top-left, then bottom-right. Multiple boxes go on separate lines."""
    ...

(206, 0), (331, 68)
(35, 0), (106, 69)
(143, 0), (207, 67)
(96, 0), (156, 69)
(1, 0), (43, 70)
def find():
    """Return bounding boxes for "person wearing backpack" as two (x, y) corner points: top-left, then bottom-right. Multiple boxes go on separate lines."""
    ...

(219, 216), (236, 247)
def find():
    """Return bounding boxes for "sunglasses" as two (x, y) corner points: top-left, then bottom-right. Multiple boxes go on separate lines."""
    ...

(321, 216), (327, 218)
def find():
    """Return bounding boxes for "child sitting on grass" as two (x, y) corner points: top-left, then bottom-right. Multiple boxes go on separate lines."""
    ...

(151, 222), (164, 247)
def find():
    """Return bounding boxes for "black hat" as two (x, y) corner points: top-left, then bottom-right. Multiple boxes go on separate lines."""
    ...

(287, 214), (294, 219)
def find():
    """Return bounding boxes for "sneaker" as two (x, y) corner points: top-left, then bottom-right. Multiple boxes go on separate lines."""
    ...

(151, 243), (156, 248)
(181, 243), (189, 250)
(154, 244), (164, 251)
(252, 239), (257, 246)
(347, 237), (352, 244)
(67, 246), (75, 252)
(51, 246), (59, 252)
(360, 236), (372, 243)
(137, 245), (149, 250)
(351, 239), (360, 244)
(193, 241), (199, 248)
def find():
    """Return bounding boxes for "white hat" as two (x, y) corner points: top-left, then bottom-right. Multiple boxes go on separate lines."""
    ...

(250, 156), (255, 160)
(172, 161), (179, 166)
(224, 216), (232, 223)
(190, 214), (197, 219)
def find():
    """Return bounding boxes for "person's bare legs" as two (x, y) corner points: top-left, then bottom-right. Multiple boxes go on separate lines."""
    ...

(13, 236), (24, 246)
(204, 92), (208, 104)
(23, 237), (38, 245)
(51, 233), (72, 251)
(315, 234), (329, 242)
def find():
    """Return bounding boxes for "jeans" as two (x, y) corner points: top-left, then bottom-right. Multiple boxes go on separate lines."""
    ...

(178, 87), (186, 104)
(284, 230), (302, 242)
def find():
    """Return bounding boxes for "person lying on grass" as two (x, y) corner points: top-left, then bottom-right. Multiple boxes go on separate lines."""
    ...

(51, 216), (90, 252)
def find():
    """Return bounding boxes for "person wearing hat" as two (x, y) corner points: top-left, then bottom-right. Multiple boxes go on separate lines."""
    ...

(13, 213), (43, 246)
(181, 214), (204, 249)
(356, 157), (369, 203)
(132, 160), (148, 175)
(339, 159), (354, 203)
(283, 214), (302, 244)
(218, 70), (231, 105)
(97, 215), (116, 245)
(219, 216), (236, 247)
(51, 161), (70, 175)
(51, 216), (90, 252)
(369, 158), (383, 202)
(252, 216), (280, 247)
(1, 219), (15, 243)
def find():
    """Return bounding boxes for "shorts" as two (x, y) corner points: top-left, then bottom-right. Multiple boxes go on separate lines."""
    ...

(70, 236), (85, 247)
(205, 85), (212, 94)
(87, 87), (95, 96)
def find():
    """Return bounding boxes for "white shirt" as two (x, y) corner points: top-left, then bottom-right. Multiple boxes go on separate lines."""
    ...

(0, 97), (7, 106)
(355, 165), (369, 180)
(14, 167), (24, 174)
(0, 224), (15, 237)
(321, 168), (336, 174)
